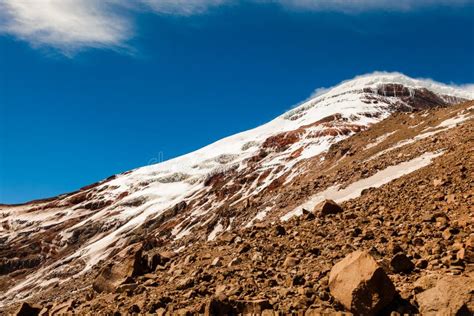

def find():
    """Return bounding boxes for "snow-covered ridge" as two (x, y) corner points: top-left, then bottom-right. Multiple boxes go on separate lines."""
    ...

(110, 73), (471, 189)
(320, 72), (474, 100)
(77, 72), (471, 260)
(285, 72), (474, 120)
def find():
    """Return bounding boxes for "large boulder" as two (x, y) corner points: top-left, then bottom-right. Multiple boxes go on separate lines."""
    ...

(314, 199), (343, 216)
(416, 274), (474, 315)
(93, 243), (147, 293)
(329, 251), (396, 315)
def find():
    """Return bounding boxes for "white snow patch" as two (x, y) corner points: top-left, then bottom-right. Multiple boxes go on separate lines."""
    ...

(175, 245), (186, 253)
(173, 221), (196, 240)
(207, 222), (224, 241)
(282, 151), (444, 221)
(436, 113), (470, 128)
(226, 217), (235, 231)
(244, 208), (270, 228)
(364, 131), (396, 150)
(367, 111), (472, 161)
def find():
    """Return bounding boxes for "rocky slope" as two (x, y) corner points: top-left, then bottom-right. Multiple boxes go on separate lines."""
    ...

(1, 73), (473, 315)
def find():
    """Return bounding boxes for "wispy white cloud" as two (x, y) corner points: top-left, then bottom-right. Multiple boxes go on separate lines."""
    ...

(454, 83), (474, 94)
(0, 0), (132, 54)
(0, 0), (471, 54)
(141, 0), (228, 16)
(273, 0), (471, 13)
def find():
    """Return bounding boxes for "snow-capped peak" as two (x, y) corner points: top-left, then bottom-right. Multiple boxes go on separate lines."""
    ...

(68, 72), (471, 265)
(310, 72), (474, 101)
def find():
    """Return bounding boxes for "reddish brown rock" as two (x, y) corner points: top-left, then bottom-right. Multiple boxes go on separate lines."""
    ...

(49, 300), (76, 315)
(416, 274), (474, 315)
(92, 244), (146, 293)
(314, 199), (344, 216)
(329, 251), (396, 315)
(204, 297), (234, 316)
(235, 299), (273, 314)
(15, 303), (42, 316)
(390, 253), (415, 274)
(274, 225), (286, 236)
(283, 255), (299, 268)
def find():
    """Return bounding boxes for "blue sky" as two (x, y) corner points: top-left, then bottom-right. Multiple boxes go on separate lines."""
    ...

(1, 0), (473, 203)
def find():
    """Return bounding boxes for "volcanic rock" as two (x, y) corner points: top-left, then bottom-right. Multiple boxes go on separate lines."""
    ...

(235, 299), (273, 314)
(416, 274), (474, 315)
(211, 257), (223, 267)
(228, 257), (242, 267)
(92, 244), (146, 293)
(15, 302), (42, 316)
(2, 84), (474, 315)
(329, 250), (396, 315)
(314, 199), (343, 216)
(274, 225), (286, 236)
(283, 256), (299, 268)
(176, 277), (194, 290)
(390, 253), (415, 273)
(204, 297), (234, 316)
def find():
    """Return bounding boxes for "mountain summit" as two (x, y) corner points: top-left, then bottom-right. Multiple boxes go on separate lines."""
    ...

(1, 72), (473, 314)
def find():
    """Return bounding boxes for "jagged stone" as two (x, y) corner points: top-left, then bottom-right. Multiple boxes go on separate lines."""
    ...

(228, 257), (242, 267)
(159, 250), (177, 261)
(251, 252), (263, 262)
(416, 274), (474, 315)
(49, 300), (76, 315)
(238, 243), (251, 254)
(457, 247), (474, 264)
(211, 257), (223, 267)
(390, 253), (415, 273)
(387, 242), (404, 255)
(314, 199), (343, 216)
(204, 297), (234, 316)
(283, 256), (299, 268)
(176, 277), (194, 290)
(413, 274), (440, 294)
(329, 251), (396, 316)
(15, 303), (42, 316)
(92, 244), (146, 293)
(274, 225), (286, 236)
(235, 299), (272, 314)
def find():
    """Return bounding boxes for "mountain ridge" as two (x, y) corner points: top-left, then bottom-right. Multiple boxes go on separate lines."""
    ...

(2, 72), (472, 208)
(1, 72), (473, 314)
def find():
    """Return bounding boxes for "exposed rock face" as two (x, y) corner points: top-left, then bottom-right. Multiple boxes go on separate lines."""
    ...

(0, 256), (43, 275)
(329, 251), (396, 315)
(416, 274), (474, 315)
(313, 199), (343, 216)
(92, 243), (152, 293)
